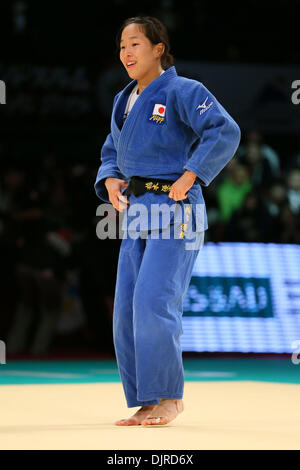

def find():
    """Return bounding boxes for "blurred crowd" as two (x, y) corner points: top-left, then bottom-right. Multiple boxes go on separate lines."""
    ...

(205, 131), (300, 244)
(0, 130), (300, 356)
(0, 151), (120, 357)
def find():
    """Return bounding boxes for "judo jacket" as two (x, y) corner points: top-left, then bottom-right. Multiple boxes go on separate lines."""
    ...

(94, 65), (241, 232)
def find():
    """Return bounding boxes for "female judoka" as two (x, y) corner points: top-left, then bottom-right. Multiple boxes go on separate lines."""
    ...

(94, 16), (241, 426)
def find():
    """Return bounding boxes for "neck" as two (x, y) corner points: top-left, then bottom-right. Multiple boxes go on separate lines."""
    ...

(136, 65), (164, 95)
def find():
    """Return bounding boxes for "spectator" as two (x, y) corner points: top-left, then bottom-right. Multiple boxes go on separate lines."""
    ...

(69, 215), (118, 354)
(278, 203), (300, 244)
(5, 164), (69, 356)
(216, 163), (252, 222)
(286, 168), (300, 214)
(260, 178), (288, 243)
(237, 130), (280, 186)
(227, 191), (263, 242)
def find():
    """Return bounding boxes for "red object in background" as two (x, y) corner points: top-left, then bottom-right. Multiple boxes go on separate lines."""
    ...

(57, 228), (73, 241)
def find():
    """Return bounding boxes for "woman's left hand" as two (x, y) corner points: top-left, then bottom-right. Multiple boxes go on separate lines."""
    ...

(169, 170), (197, 201)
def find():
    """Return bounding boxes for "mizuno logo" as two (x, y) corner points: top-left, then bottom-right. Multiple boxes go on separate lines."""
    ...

(196, 96), (213, 115)
(197, 97), (209, 110)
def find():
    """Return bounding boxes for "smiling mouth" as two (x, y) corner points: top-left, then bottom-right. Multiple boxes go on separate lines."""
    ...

(127, 62), (136, 68)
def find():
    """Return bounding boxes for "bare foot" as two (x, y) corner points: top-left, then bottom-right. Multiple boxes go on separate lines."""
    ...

(141, 399), (184, 426)
(115, 405), (157, 426)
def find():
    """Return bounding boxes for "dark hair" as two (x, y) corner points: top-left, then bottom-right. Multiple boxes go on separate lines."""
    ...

(115, 15), (174, 69)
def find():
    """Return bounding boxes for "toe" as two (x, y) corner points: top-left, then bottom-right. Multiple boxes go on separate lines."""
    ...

(141, 418), (151, 426)
(141, 417), (167, 426)
(141, 419), (151, 426)
(115, 419), (127, 426)
(115, 418), (138, 426)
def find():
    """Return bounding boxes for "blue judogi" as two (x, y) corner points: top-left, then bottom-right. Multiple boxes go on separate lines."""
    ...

(95, 65), (240, 407)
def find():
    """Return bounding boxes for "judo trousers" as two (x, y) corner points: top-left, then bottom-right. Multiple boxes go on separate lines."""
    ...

(113, 223), (204, 408)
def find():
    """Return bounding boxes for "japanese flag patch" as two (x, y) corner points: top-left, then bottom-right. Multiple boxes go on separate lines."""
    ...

(149, 103), (166, 124)
(153, 104), (166, 117)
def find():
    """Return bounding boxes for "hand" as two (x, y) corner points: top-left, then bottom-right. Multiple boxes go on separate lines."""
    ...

(169, 170), (197, 201)
(105, 177), (129, 212)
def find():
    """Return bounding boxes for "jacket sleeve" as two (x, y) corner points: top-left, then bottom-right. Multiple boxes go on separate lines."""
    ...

(175, 79), (241, 186)
(94, 93), (126, 203)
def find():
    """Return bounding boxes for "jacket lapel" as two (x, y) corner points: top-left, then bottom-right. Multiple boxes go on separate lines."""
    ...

(112, 66), (178, 165)
(111, 80), (136, 137)
(112, 66), (177, 136)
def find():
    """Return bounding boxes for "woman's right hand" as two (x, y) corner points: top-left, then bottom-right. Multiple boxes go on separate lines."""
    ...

(105, 177), (130, 212)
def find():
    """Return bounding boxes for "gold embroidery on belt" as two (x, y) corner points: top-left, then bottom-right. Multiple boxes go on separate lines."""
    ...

(144, 182), (172, 192)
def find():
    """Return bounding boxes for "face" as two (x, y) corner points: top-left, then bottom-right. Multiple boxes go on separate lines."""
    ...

(269, 184), (286, 203)
(287, 170), (300, 191)
(119, 23), (164, 79)
(246, 142), (261, 164)
(232, 165), (249, 185)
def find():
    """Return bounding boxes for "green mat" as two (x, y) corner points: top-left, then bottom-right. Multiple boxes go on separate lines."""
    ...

(0, 359), (299, 385)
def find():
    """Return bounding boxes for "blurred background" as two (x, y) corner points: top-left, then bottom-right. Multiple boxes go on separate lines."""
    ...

(0, 0), (299, 360)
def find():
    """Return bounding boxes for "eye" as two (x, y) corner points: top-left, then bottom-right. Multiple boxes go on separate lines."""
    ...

(120, 43), (139, 49)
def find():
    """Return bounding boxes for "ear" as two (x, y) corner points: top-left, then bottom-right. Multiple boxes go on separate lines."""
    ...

(156, 42), (165, 58)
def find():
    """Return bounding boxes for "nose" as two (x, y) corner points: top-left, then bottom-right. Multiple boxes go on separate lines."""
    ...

(124, 51), (134, 62)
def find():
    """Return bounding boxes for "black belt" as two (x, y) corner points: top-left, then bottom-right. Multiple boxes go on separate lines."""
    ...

(123, 176), (176, 197)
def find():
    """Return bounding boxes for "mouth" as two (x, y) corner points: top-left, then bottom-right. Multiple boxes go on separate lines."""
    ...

(127, 62), (136, 68)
